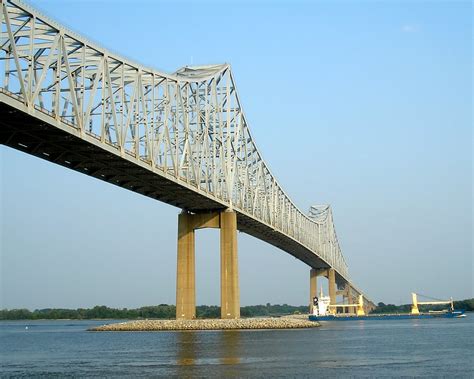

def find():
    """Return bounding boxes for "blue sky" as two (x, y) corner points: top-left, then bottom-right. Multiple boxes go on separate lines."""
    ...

(1, 0), (472, 309)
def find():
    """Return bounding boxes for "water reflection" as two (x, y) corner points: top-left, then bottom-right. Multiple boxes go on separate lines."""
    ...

(1, 319), (471, 377)
(219, 331), (241, 365)
(176, 329), (241, 367)
(177, 332), (198, 366)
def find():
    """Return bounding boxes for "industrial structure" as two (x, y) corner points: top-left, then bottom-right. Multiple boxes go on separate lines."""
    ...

(0, 0), (375, 319)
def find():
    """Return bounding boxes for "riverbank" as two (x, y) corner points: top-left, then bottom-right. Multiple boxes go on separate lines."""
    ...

(89, 317), (319, 331)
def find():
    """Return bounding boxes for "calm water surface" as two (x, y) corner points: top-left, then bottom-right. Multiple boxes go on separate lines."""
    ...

(1, 316), (473, 377)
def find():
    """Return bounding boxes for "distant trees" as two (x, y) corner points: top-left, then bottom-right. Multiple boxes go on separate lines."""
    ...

(371, 303), (410, 314)
(370, 299), (474, 314)
(2, 299), (471, 320)
(0, 305), (177, 320)
(240, 304), (307, 317)
(453, 299), (474, 311)
(0, 308), (32, 320)
(0, 303), (308, 320)
(196, 305), (220, 318)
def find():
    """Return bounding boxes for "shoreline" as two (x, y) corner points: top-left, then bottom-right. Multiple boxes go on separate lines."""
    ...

(2, 310), (472, 322)
(89, 317), (319, 331)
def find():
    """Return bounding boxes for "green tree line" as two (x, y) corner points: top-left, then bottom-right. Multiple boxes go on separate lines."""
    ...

(2, 299), (471, 320)
(0, 303), (308, 320)
(371, 299), (473, 314)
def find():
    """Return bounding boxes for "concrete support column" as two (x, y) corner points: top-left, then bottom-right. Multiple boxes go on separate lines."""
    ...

(309, 269), (318, 313)
(176, 212), (196, 320)
(344, 284), (350, 314)
(220, 210), (240, 319)
(328, 268), (336, 313)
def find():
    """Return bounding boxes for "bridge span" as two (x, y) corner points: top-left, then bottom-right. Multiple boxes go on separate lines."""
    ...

(0, 0), (375, 318)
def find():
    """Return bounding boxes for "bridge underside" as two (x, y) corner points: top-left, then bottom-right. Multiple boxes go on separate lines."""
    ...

(0, 98), (339, 281)
(0, 0), (375, 317)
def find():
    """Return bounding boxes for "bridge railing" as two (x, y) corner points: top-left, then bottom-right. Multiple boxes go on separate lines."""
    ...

(0, 0), (349, 280)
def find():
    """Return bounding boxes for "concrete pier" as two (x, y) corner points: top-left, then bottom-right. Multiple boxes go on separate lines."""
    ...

(176, 210), (240, 320)
(176, 212), (196, 320)
(328, 268), (336, 311)
(309, 269), (318, 313)
(220, 210), (240, 319)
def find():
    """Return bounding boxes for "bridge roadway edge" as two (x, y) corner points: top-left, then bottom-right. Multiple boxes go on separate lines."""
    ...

(0, 94), (353, 287)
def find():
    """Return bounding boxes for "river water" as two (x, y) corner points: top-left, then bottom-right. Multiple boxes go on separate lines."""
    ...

(1, 316), (473, 377)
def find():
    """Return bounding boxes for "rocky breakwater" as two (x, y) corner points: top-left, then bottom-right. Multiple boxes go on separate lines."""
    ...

(90, 317), (319, 331)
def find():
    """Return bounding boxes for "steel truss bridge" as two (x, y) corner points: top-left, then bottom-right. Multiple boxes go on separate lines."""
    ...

(0, 0), (374, 317)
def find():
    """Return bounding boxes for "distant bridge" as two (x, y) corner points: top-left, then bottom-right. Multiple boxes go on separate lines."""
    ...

(0, 0), (375, 318)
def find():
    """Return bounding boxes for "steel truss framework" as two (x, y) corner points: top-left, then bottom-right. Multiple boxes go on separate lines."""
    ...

(0, 0), (372, 303)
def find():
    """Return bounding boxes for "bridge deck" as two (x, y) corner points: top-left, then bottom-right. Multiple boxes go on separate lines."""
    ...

(0, 0), (373, 306)
(0, 96), (332, 279)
